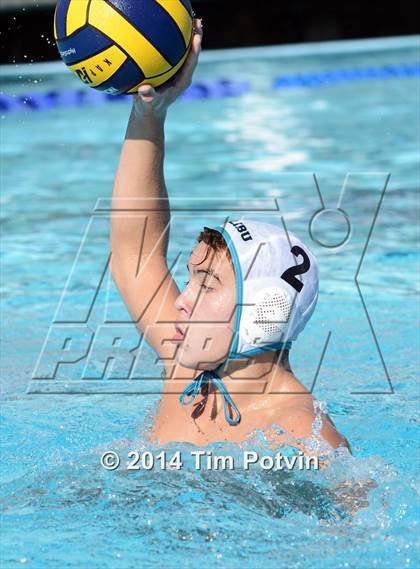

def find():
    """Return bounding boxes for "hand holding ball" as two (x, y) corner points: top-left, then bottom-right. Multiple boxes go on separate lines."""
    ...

(54, 0), (194, 95)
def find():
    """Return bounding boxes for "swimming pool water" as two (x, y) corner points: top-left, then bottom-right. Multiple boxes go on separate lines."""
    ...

(1, 38), (419, 568)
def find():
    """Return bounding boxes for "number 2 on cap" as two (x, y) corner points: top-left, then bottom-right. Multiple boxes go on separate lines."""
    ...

(280, 246), (310, 293)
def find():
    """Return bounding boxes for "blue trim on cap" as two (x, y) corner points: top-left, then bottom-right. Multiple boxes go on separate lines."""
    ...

(238, 342), (292, 358)
(212, 224), (243, 358)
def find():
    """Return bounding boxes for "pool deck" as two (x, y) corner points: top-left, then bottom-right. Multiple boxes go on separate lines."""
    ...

(0, 34), (418, 78)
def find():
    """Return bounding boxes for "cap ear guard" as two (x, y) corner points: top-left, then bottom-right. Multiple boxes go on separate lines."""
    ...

(241, 287), (293, 346)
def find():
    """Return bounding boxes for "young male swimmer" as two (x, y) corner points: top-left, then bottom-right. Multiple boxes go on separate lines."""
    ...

(110, 19), (350, 453)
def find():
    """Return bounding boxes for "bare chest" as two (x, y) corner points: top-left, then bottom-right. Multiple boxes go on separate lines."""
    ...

(150, 393), (279, 446)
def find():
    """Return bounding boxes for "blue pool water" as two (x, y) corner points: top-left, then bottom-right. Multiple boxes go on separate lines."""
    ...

(1, 37), (419, 568)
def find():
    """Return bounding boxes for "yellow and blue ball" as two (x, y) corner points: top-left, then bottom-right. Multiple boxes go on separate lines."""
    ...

(54, 0), (194, 95)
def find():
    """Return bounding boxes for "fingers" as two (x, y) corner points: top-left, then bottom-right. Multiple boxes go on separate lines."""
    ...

(188, 18), (203, 70)
(134, 17), (203, 109)
(181, 19), (203, 73)
(138, 84), (155, 96)
(173, 18), (203, 89)
(192, 18), (203, 54)
(137, 84), (156, 102)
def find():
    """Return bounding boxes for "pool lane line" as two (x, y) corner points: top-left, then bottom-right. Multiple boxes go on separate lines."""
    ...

(1, 62), (419, 113)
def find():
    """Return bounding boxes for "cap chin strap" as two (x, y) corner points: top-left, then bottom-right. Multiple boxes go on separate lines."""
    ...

(179, 364), (241, 426)
(178, 342), (292, 426)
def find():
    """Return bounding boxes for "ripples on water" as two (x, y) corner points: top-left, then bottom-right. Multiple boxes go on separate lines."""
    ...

(2, 398), (417, 569)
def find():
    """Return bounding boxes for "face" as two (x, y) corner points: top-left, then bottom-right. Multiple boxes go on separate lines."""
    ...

(173, 241), (237, 370)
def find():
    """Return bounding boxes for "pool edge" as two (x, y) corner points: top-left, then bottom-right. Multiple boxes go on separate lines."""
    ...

(1, 34), (419, 78)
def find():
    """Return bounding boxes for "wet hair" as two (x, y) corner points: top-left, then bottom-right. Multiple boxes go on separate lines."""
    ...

(195, 226), (233, 266)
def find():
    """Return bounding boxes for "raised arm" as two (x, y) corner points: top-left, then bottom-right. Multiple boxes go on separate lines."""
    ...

(110, 19), (203, 360)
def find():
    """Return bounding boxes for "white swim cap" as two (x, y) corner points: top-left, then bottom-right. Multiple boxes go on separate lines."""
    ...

(179, 217), (319, 426)
(211, 218), (319, 358)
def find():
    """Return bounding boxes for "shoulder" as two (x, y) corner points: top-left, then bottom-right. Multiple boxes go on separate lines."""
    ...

(268, 396), (350, 453)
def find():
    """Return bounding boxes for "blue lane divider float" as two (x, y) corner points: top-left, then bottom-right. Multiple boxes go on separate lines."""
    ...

(274, 63), (420, 89)
(1, 63), (418, 113)
(0, 79), (251, 113)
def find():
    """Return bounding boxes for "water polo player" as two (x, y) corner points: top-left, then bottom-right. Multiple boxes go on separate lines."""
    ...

(110, 19), (349, 453)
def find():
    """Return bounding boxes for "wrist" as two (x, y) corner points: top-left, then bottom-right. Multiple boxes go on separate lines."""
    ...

(132, 96), (167, 121)
(126, 106), (166, 139)
(138, 106), (167, 123)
